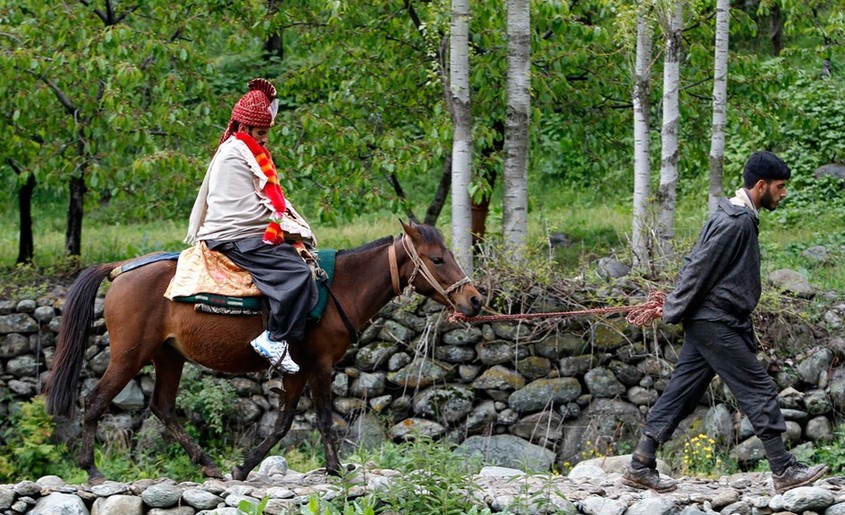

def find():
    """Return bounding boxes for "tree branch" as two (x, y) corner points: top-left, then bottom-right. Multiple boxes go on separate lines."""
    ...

(403, 0), (423, 32)
(79, 0), (109, 25)
(114, 4), (141, 24)
(29, 72), (79, 116)
(105, 0), (115, 24)
(387, 172), (419, 223)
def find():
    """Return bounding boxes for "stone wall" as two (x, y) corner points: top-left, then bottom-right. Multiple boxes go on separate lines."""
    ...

(2, 290), (845, 474)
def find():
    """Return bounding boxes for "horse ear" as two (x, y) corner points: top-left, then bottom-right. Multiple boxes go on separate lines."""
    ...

(400, 219), (421, 240)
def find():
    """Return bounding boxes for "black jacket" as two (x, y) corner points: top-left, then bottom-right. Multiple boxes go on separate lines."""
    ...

(663, 197), (761, 326)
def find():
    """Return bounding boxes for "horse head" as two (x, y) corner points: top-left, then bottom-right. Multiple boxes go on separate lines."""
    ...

(396, 220), (483, 317)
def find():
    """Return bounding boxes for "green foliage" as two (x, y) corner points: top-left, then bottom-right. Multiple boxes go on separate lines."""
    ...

(814, 425), (845, 475)
(0, 396), (67, 482)
(176, 365), (238, 439)
(299, 495), (377, 515)
(339, 437), (491, 515)
(0, 0), (264, 259)
(2, 0), (845, 269)
(238, 497), (269, 515)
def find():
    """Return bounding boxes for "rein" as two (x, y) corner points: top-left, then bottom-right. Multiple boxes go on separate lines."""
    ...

(388, 235), (472, 311)
(449, 291), (666, 327)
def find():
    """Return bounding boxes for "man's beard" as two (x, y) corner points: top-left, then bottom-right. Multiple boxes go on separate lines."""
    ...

(760, 188), (779, 211)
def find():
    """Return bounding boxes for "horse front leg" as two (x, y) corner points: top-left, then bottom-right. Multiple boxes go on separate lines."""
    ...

(310, 363), (342, 475)
(232, 372), (309, 480)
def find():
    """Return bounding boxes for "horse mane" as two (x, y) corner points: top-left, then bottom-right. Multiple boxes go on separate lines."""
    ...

(337, 236), (392, 257)
(337, 225), (444, 257)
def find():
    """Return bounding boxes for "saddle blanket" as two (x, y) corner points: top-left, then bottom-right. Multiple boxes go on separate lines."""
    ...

(164, 242), (262, 300)
(109, 243), (335, 320)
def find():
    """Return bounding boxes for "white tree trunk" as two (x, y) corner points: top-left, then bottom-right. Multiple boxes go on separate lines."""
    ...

(708, 0), (730, 214)
(450, 0), (473, 273)
(503, 0), (530, 252)
(657, 1), (683, 258)
(632, 8), (653, 270)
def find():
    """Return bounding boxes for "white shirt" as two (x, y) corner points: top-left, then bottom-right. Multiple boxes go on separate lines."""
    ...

(186, 137), (314, 245)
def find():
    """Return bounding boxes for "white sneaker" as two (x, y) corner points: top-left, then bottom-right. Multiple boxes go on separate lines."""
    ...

(250, 331), (300, 374)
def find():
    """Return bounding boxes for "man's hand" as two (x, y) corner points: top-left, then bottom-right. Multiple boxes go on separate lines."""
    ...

(292, 241), (314, 262)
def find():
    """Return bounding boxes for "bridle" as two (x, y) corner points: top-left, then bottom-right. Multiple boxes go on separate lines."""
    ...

(387, 234), (472, 311)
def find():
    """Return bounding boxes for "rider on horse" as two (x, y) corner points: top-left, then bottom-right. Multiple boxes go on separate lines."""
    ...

(185, 78), (316, 375)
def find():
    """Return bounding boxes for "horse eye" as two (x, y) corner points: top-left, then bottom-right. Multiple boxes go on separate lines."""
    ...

(431, 256), (444, 265)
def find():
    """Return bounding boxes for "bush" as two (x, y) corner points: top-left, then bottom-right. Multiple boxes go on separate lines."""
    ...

(176, 364), (237, 439)
(0, 396), (67, 482)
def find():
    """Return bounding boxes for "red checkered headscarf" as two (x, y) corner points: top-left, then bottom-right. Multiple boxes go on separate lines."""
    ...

(218, 78), (278, 147)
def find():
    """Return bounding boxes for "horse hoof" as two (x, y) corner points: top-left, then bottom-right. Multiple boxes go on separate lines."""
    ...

(88, 473), (106, 486)
(232, 465), (246, 481)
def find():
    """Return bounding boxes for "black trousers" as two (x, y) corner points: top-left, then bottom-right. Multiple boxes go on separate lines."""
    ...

(208, 237), (317, 342)
(643, 319), (786, 444)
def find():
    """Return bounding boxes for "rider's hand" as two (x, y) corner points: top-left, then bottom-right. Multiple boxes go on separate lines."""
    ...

(292, 241), (314, 262)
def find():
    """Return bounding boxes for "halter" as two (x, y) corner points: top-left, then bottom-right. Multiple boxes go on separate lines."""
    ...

(388, 234), (472, 311)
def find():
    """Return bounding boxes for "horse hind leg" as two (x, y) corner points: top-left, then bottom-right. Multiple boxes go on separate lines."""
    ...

(79, 361), (148, 484)
(232, 372), (309, 480)
(150, 346), (223, 479)
(78, 385), (112, 484)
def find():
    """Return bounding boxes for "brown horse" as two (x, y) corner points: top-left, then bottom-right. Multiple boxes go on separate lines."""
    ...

(45, 221), (482, 484)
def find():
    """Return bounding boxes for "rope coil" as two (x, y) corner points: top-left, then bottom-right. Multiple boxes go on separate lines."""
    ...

(449, 290), (665, 327)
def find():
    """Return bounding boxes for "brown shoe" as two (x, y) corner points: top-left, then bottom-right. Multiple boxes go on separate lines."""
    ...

(622, 464), (678, 493)
(772, 462), (828, 493)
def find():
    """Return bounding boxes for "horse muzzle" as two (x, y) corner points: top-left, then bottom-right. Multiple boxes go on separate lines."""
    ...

(452, 284), (483, 317)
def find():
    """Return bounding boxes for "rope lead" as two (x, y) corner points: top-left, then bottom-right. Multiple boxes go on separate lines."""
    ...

(449, 290), (666, 327)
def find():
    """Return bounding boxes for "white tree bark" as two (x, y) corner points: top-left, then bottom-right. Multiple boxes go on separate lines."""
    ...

(657, 1), (683, 258)
(503, 0), (530, 252)
(450, 0), (473, 273)
(708, 0), (730, 214)
(632, 8), (653, 270)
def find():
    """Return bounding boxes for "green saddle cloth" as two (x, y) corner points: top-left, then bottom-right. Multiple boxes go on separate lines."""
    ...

(175, 249), (337, 321)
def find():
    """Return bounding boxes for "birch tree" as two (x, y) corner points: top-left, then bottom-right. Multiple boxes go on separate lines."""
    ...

(632, 5), (654, 270)
(503, 0), (530, 252)
(450, 0), (474, 273)
(656, 1), (684, 258)
(708, 0), (730, 214)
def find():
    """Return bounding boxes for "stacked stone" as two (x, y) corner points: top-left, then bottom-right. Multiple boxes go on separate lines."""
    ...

(2, 292), (845, 474)
(0, 458), (399, 515)
(1, 460), (844, 515)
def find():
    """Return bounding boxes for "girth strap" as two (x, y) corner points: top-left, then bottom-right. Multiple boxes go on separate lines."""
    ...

(322, 281), (359, 345)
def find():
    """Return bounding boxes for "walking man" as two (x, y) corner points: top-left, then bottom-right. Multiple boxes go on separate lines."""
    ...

(622, 151), (828, 493)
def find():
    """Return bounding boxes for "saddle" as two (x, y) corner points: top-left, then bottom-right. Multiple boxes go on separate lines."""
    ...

(110, 244), (335, 320)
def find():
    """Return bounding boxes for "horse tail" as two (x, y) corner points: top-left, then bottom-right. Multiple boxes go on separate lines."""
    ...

(46, 263), (118, 417)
